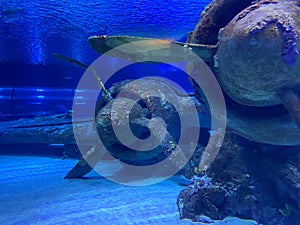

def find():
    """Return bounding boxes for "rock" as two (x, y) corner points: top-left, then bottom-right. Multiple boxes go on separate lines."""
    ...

(177, 132), (300, 224)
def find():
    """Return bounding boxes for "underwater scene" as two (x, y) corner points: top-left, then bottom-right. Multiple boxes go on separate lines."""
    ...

(1, 0), (300, 224)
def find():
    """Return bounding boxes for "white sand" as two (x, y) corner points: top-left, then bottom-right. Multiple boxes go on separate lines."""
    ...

(0, 156), (259, 225)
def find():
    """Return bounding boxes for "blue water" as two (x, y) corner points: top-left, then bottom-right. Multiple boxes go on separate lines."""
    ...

(1, 1), (298, 224)
(0, 0), (211, 117)
(0, 1), (231, 225)
(0, 0), (210, 64)
(0, 0), (210, 85)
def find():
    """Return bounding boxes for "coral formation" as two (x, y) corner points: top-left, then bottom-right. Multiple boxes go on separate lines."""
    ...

(189, 0), (253, 45)
(177, 132), (300, 225)
(249, 14), (299, 66)
(236, 0), (278, 22)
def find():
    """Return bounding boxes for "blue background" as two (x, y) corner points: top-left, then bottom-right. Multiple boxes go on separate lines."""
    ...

(0, 0), (210, 85)
(0, 0), (210, 117)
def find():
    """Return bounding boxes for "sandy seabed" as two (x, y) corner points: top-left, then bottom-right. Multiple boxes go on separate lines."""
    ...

(0, 156), (259, 225)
